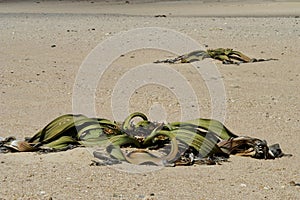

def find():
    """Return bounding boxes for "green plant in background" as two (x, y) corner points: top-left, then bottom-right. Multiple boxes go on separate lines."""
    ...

(154, 48), (278, 65)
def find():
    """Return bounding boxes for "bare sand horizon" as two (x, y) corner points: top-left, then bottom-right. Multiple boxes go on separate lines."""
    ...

(0, 0), (300, 17)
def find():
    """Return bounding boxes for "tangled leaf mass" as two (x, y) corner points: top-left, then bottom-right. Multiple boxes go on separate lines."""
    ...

(0, 112), (291, 166)
(154, 48), (278, 65)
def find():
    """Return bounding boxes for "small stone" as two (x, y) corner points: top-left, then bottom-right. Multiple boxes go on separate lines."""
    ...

(240, 183), (247, 187)
(154, 15), (167, 18)
(265, 112), (269, 118)
(51, 44), (56, 48)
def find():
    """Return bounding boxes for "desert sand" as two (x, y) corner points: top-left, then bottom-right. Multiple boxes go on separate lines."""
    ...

(0, 0), (299, 199)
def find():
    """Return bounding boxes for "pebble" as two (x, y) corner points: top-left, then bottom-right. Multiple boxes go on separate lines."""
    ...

(240, 183), (247, 187)
(154, 15), (167, 18)
(112, 193), (123, 198)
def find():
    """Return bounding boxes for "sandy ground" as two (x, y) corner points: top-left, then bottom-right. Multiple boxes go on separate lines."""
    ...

(0, 0), (300, 199)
